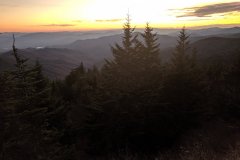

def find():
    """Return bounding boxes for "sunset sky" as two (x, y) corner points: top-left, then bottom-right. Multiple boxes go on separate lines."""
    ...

(0, 0), (240, 32)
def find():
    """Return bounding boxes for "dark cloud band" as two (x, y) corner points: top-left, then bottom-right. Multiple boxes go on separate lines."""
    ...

(40, 24), (76, 27)
(95, 19), (123, 22)
(177, 2), (240, 17)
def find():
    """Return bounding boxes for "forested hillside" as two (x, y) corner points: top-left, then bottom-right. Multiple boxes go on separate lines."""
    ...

(1, 35), (240, 79)
(0, 18), (240, 160)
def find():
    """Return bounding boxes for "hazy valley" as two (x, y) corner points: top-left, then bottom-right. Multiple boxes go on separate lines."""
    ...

(1, 27), (240, 79)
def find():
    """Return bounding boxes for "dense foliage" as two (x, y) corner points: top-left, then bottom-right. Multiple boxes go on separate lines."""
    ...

(0, 19), (240, 159)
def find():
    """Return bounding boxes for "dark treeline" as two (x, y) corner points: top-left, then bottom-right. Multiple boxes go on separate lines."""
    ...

(0, 17), (240, 160)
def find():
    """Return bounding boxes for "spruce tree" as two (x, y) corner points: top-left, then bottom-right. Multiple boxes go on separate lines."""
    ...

(138, 23), (162, 89)
(1, 35), (69, 160)
(64, 62), (95, 104)
(102, 14), (141, 94)
(225, 51), (240, 117)
(141, 23), (161, 65)
(171, 27), (192, 71)
(110, 14), (138, 66)
(164, 27), (203, 131)
(166, 27), (199, 106)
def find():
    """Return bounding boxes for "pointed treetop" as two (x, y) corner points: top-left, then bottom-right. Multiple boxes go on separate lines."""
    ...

(142, 23), (160, 56)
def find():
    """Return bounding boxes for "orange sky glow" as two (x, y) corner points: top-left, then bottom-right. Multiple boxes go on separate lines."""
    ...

(0, 0), (240, 32)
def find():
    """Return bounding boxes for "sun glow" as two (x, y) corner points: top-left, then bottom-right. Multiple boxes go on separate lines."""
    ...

(0, 0), (239, 32)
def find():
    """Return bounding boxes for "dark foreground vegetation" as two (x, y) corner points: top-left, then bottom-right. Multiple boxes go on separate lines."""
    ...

(1, 17), (240, 160)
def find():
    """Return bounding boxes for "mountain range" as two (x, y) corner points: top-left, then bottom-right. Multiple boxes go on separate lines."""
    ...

(0, 27), (240, 79)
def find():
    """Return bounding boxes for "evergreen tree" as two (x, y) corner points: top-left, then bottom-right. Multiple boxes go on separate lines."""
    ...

(64, 62), (99, 104)
(81, 21), (168, 153)
(164, 27), (203, 131)
(137, 23), (162, 89)
(225, 51), (240, 117)
(0, 72), (9, 159)
(65, 62), (86, 86)
(166, 27), (200, 106)
(170, 27), (194, 72)
(110, 14), (138, 66)
(1, 35), (70, 160)
(102, 14), (141, 94)
(141, 23), (161, 65)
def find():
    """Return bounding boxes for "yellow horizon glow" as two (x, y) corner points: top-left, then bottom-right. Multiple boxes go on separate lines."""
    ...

(0, 0), (239, 32)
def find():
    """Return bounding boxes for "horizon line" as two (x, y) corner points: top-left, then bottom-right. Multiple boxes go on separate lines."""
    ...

(1, 24), (240, 33)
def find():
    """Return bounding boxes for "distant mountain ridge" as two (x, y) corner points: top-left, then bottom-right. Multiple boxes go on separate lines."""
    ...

(0, 48), (95, 79)
(0, 28), (240, 79)
(191, 37), (240, 63)
(0, 30), (123, 52)
(169, 27), (240, 37)
(1, 27), (239, 52)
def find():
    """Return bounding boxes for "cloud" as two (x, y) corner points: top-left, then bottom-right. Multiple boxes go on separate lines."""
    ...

(40, 24), (76, 27)
(177, 2), (240, 17)
(95, 19), (123, 22)
(72, 20), (83, 23)
(0, 2), (19, 7)
(0, 0), (59, 8)
(178, 17), (214, 21)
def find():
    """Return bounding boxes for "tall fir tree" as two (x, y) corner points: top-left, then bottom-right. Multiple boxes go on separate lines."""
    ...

(166, 27), (200, 105)
(225, 51), (240, 117)
(141, 23), (161, 65)
(102, 14), (141, 94)
(170, 27), (195, 72)
(164, 27), (203, 131)
(137, 23), (162, 89)
(110, 14), (138, 66)
(1, 35), (71, 160)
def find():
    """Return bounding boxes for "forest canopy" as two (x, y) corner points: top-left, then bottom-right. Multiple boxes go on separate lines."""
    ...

(0, 17), (240, 160)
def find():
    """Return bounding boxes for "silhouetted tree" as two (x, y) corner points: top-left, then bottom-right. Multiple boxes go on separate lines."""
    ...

(141, 23), (161, 64)
(110, 14), (138, 66)
(0, 35), (71, 160)
(138, 23), (162, 89)
(225, 51), (240, 117)
(102, 14), (141, 94)
(164, 27), (203, 131)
